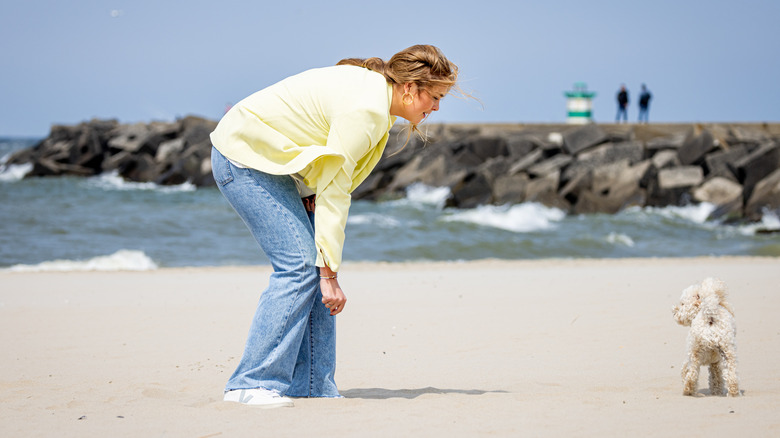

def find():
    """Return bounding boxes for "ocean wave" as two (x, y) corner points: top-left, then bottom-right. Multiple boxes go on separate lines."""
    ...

(443, 202), (566, 233)
(758, 209), (780, 229)
(735, 209), (780, 235)
(606, 232), (635, 247)
(638, 202), (718, 224)
(6, 250), (158, 272)
(385, 183), (450, 209)
(86, 171), (196, 192)
(0, 163), (32, 182)
(348, 213), (402, 228)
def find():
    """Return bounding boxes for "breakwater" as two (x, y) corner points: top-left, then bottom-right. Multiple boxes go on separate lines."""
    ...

(6, 117), (780, 222)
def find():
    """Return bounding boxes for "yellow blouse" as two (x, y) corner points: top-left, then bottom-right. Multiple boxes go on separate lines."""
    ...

(210, 65), (397, 271)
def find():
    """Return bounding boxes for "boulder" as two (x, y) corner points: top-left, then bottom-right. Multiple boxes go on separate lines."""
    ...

(158, 144), (214, 187)
(453, 148), (485, 168)
(678, 130), (715, 165)
(107, 123), (153, 153)
(591, 160), (632, 195)
(524, 171), (569, 210)
(744, 168), (780, 221)
(573, 160), (650, 214)
(120, 153), (158, 182)
(178, 116), (217, 147)
(583, 141), (644, 164)
(658, 166), (704, 190)
(4, 147), (36, 166)
(624, 160), (654, 189)
(648, 166), (704, 206)
(645, 132), (687, 152)
(447, 171), (493, 208)
(733, 142), (780, 199)
(574, 186), (645, 215)
(562, 141), (644, 182)
(505, 135), (541, 159)
(527, 154), (573, 178)
(692, 177), (744, 219)
(101, 150), (133, 174)
(493, 173), (530, 205)
(156, 138), (186, 163)
(692, 177), (743, 205)
(467, 136), (509, 161)
(562, 124), (609, 155)
(558, 170), (592, 204)
(507, 148), (543, 175)
(729, 126), (770, 145)
(30, 157), (94, 177)
(108, 121), (179, 157)
(70, 127), (104, 171)
(197, 157), (215, 187)
(476, 157), (511, 185)
(703, 145), (748, 180)
(388, 152), (465, 193)
(372, 131), (424, 173)
(651, 150), (680, 169)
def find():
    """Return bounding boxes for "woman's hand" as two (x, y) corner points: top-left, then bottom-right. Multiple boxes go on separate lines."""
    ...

(319, 266), (346, 315)
(320, 278), (346, 315)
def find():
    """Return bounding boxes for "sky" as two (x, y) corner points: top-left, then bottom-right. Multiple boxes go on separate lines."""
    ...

(1, 0), (779, 137)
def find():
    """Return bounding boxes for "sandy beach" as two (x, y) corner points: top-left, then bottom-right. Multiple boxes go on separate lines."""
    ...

(2, 257), (779, 437)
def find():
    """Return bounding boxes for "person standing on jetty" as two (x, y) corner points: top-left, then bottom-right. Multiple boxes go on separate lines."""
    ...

(616, 85), (629, 123)
(638, 84), (652, 123)
(209, 45), (461, 408)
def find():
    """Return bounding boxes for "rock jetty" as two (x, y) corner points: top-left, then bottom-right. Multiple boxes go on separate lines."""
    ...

(6, 117), (780, 222)
(7, 116), (217, 187)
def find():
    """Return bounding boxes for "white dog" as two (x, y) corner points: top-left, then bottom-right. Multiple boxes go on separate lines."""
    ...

(672, 277), (740, 397)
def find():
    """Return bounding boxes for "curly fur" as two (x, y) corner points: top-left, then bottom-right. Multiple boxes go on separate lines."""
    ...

(672, 277), (740, 397)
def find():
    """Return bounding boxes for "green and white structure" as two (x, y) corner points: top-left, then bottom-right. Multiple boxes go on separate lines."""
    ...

(564, 82), (596, 124)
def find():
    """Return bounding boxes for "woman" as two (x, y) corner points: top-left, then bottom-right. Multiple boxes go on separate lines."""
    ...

(210, 44), (460, 408)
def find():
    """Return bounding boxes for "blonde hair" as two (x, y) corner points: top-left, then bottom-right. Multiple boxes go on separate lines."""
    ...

(337, 44), (462, 143)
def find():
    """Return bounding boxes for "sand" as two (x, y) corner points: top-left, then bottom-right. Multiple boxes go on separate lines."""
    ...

(1, 257), (779, 437)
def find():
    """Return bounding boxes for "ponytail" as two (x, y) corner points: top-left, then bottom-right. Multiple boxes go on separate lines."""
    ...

(336, 57), (387, 76)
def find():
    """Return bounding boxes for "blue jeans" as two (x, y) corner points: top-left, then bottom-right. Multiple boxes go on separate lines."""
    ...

(638, 106), (649, 123)
(616, 105), (628, 122)
(211, 147), (340, 398)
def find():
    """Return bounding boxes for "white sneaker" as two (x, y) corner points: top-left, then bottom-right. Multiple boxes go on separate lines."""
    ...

(223, 388), (294, 408)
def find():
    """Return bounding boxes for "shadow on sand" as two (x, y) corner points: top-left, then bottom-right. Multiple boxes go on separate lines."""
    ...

(340, 386), (508, 400)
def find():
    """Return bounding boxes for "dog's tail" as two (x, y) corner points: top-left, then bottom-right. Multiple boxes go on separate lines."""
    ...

(700, 277), (734, 317)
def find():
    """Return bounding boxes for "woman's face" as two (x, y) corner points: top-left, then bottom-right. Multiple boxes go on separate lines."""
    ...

(399, 84), (448, 124)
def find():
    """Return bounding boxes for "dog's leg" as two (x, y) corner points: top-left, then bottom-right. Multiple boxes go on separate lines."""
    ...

(709, 361), (724, 396)
(682, 359), (699, 396)
(721, 345), (740, 397)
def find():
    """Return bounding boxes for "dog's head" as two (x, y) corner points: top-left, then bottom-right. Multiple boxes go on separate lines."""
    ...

(672, 277), (731, 326)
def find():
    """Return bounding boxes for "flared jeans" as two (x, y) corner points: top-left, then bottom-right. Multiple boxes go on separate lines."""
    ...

(211, 147), (339, 397)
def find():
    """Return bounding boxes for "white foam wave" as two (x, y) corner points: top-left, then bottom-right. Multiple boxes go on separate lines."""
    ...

(736, 209), (780, 235)
(638, 203), (718, 224)
(6, 250), (158, 272)
(759, 209), (780, 229)
(348, 213), (401, 228)
(443, 202), (566, 233)
(606, 232), (635, 247)
(87, 171), (196, 192)
(403, 183), (450, 208)
(0, 163), (32, 182)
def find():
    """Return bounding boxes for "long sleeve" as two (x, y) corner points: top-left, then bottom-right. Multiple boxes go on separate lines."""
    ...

(304, 109), (389, 271)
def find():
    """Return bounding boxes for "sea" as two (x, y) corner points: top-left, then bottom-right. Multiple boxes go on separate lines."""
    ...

(1, 137), (779, 272)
